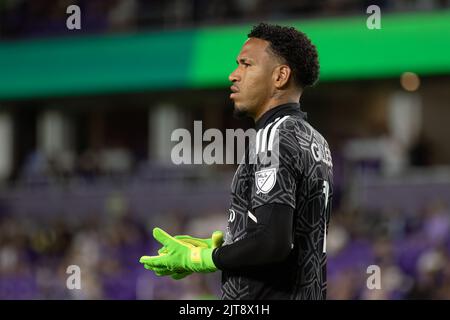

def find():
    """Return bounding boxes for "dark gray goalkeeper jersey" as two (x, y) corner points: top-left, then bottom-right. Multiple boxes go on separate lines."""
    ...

(221, 103), (333, 300)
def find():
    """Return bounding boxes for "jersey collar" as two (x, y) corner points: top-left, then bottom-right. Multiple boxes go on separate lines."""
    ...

(255, 102), (307, 130)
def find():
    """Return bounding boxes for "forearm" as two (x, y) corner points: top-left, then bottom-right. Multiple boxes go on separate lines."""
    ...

(212, 203), (293, 271)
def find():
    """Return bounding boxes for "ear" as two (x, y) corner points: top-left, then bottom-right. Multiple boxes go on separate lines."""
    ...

(273, 65), (292, 89)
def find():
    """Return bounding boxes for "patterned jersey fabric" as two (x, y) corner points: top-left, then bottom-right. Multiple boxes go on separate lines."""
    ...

(222, 103), (333, 300)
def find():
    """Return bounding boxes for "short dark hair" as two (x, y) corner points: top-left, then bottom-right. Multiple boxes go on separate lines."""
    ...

(248, 22), (320, 88)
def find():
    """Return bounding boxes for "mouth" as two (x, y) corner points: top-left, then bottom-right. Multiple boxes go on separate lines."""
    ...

(230, 86), (239, 99)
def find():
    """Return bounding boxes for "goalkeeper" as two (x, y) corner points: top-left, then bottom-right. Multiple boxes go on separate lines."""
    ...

(140, 22), (333, 300)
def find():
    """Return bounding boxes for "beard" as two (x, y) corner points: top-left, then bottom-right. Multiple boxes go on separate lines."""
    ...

(232, 104), (250, 120)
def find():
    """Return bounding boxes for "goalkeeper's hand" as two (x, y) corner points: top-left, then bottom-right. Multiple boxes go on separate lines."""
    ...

(150, 230), (224, 279)
(173, 231), (224, 250)
(139, 228), (221, 276)
(146, 230), (224, 280)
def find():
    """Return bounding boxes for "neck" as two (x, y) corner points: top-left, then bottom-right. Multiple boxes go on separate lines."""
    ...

(253, 94), (301, 122)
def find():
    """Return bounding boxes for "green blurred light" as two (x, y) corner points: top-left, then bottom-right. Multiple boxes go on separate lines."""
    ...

(0, 10), (449, 100)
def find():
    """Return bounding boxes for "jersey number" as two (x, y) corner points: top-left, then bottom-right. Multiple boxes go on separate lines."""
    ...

(322, 180), (329, 253)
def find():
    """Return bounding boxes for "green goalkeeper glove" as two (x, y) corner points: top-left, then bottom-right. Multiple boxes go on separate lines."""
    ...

(173, 231), (224, 249)
(139, 228), (218, 275)
(149, 230), (224, 279)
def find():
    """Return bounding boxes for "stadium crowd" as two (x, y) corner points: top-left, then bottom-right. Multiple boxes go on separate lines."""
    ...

(1, 149), (449, 299)
(1, 0), (449, 39)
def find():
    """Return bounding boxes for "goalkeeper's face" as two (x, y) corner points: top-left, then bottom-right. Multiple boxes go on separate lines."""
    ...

(229, 38), (278, 120)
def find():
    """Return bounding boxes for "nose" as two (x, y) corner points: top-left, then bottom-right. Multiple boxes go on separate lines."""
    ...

(229, 67), (240, 83)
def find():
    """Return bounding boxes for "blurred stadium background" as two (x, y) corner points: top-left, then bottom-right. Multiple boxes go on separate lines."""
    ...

(1, 0), (450, 299)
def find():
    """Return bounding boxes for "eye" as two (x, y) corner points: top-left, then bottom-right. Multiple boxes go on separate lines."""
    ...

(242, 62), (250, 67)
